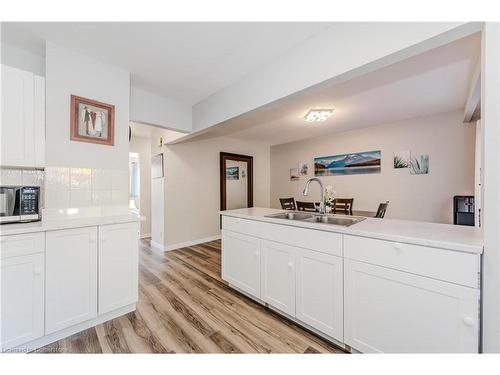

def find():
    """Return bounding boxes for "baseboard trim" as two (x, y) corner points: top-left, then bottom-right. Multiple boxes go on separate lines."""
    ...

(165, 234), (221, 252)
(150, 240), (165, 254)
(5, 303), (136, 353)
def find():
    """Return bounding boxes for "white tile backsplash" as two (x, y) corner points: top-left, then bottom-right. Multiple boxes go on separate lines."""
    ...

(70, 189), (92, 207)
(45, 167), (70, 190)
(92, 169), (112, 191)
(0, 169), (23, 185)
(70, 168), (91, 189)
(22, 170), (44, 186)
(92, 190), (112, 205)
(44, 166), (129, 215)
(112, 170), (129, 190)
(45, 189), (70, 209)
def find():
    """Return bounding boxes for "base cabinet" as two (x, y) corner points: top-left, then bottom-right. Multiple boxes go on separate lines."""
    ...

(98, 222), (139, 314)
(261, 240), (296, 316)
(296, 249), (343, 341)
(1, 253), (44, 349)
(45, 227), (98, 334)
(222, 230), (261, 298)
(344, 259), (480, 353)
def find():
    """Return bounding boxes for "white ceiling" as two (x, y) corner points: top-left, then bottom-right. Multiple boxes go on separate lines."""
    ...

(183, 33), (480, 146)
(1, 22), (332, 105)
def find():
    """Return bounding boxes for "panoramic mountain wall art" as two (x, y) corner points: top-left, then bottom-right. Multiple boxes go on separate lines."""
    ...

(314, 150), (381, 176)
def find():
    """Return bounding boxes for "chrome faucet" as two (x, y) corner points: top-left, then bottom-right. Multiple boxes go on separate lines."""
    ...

(303, 178), (325, 214)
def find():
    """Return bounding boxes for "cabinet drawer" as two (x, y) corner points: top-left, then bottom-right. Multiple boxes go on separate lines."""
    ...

(344, 235), (480, 288)
(1, 232), (45, 259)
(222, 216), (263, 238)
(261, 222), (342, 257)
(222, 216), (342, 257)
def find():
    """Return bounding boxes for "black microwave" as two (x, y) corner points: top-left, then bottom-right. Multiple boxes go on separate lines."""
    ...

(0, 186), (41, 224)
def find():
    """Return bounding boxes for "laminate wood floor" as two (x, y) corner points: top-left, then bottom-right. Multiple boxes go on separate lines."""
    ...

(37, 239), (345, 354)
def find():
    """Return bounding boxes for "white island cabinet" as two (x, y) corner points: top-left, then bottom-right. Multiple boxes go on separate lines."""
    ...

(221, 230), (261, 299)
(220, 208), (483, 353)
(0, 214), (141, 352)
(221, 214), (345, 346)
(343, 235), (481, 353)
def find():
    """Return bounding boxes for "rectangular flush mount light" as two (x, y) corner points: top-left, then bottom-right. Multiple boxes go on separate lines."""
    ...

(304, 109), (334, 122)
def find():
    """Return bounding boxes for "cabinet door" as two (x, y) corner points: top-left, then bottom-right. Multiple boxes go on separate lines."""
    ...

(221, 230), (261, 299)
(296, 249), (343, 341)
(33, 75), (45, 167)
(1, 253), (44, 349)
(344, 259), (480, 353)
(1, 65), (35, 167)
(99, 222), (139, 314)
(45, 227), (98, 334)
(261, 240), (296, 316)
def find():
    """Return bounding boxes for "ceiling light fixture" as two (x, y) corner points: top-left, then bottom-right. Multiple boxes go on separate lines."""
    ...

(304, 109), (334, 122)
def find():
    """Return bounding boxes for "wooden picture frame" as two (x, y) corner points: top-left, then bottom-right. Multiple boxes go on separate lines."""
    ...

(70, 95), (115, 146)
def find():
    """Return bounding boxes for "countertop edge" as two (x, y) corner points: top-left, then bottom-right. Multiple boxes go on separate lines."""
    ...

(220, 210), (483, 255)
(0, 214), (145, 236)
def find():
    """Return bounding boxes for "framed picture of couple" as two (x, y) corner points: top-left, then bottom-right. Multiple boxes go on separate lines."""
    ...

(70, 95), (115, 146)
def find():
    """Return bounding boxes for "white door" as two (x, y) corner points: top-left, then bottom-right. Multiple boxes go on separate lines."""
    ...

(261, 240), (296, 316)
(1, 253), (44, 349)
(1, 65), (35, 167)
(221, 230), (261, 299)
(296, 248), (343, 341)
(344, 259), (480, 353)
(99, 222), (139, 314)
(45, 227), (98, 334)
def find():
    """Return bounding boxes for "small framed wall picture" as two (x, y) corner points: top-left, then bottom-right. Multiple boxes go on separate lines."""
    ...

(70, 95), (115, 146)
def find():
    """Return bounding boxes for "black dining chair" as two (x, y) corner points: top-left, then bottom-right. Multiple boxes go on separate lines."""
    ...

(375, 201), (389, 218)
(332, 198), (354, 215)
(279, 197), (296, 211)
(296, 201), (318, 212)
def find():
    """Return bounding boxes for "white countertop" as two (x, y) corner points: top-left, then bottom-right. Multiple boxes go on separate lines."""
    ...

(220, 207), (484, 254)
(0, 213), (144, 236)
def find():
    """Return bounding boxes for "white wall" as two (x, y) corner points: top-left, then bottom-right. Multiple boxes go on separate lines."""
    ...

(130, 86), (192, 133)
(129, 134), (151, 237)
(149, 127), (270, 249)
(270, 110), (475, 224)
(192, 23), (479, 133)
(45, 42), (130, 171)
(1, 42), (45, 76)
(481, 22), (500, 353)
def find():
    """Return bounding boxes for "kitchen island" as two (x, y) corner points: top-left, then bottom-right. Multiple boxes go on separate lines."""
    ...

(220, 207), (483, 353)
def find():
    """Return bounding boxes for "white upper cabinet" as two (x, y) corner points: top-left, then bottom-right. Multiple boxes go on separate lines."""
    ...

(221, 230), (261, 299)
(98, 222), (139, 314)
(344, 259), (480, 353)
(261, 240), (296, 316)
(1, 65), (45, 168)
(296, 248), (344, 342)
(45, 227), (98, 334)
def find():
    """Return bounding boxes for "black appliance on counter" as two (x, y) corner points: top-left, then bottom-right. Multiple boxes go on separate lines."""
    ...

(453, 195), (474, 226)
(0, 185), (41, 224)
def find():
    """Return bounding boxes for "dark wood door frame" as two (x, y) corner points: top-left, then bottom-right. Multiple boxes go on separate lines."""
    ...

(220, 152), (254, 212)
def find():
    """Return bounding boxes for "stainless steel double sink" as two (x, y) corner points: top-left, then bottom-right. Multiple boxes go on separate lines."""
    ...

(265, 211), (365, 227)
